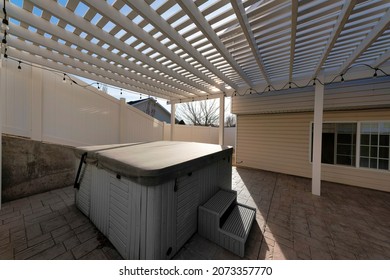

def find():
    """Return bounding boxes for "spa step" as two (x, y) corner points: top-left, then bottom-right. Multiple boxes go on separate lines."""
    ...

(198, 190), (256, 257)
(219, 204), (256, 257)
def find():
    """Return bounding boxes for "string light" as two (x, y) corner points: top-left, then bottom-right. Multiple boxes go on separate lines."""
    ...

(1, 0), (9, 32)
(62, 73), (66, 83)
(230, 64), (389, 98)
(2, 54), (388, 101)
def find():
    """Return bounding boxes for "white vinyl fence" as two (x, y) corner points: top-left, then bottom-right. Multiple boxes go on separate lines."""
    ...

(164, 124), (236, 148)
(1, 60), (164, 146)
(1, 59), (236, 147)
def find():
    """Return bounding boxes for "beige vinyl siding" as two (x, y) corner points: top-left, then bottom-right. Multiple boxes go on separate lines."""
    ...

(236, 109), (390, 192)
(232, 77), (390, 115)
(236, 112), (313, 178)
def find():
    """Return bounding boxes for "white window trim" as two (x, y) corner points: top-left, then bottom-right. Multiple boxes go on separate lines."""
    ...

(309, 120), (390, 172)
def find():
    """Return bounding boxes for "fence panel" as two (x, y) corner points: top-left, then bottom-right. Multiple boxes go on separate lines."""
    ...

(1, 60), (32, 138)
(0, 62), (235, 148)
(122, 105), (164, 143)
(42, 72), (120, 147)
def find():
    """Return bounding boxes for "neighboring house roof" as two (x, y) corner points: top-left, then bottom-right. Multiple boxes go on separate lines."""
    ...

(127, 98), (182, 124)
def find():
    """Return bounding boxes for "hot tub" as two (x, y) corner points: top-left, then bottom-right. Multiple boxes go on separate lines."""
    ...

(74, 141), (233, 259)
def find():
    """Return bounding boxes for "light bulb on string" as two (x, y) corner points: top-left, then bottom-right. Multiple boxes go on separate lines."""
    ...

(1, 19), (9, 31)
(17, 61), (21, 71)
(373, 68), (378, 78)
(62, 74), (66, 83)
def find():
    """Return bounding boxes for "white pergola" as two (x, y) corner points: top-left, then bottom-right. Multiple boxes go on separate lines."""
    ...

(1, 0), (389, 99)
(1, 0), (390, 196)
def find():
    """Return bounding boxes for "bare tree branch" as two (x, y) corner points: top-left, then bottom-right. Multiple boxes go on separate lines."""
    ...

(177, 99), (220, 126)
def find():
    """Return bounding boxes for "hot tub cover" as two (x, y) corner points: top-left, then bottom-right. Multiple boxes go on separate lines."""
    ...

(75, 141), (233, 185)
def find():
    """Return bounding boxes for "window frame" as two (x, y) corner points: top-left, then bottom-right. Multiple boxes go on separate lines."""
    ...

(309, 120), (390, 172)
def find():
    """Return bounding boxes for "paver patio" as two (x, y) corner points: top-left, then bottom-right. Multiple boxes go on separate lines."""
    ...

(1, 167), (389, 260)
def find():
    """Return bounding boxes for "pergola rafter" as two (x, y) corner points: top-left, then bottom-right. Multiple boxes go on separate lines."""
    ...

(28, 0), (208, 95)
(176, 0), (253, 88)
(230, 0), (271, 85)
(312, 0), (356, 78)
(125, 0), (238, 91)
(83, 0), (218, 96)
(337, 8), (390, 74)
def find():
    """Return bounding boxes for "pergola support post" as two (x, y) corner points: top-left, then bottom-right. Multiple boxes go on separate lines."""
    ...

(0, 60), (4, 209)
(170, 102), (176, 141)
(119, 98), (127, 144)
(219, 96), (225, 145)
(312, 79), (324, 196)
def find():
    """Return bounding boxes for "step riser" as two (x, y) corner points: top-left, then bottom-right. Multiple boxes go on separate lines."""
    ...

(198, 190), (256, 257)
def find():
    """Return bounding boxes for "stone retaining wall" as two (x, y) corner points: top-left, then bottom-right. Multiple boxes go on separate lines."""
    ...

(2, 134), (75, 202)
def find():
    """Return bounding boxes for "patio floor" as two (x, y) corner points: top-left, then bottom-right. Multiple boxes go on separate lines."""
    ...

(1, 167), (390, 260)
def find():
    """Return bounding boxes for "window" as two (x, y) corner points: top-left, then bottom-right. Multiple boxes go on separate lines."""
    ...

(360, 122), (390, 170)
(312, 123), (356, 166)
(311, 121), (390, 171)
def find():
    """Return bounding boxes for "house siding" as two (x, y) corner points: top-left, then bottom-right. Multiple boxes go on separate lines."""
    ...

(232, 77), (390, 115)
(236, 109), (390, 192)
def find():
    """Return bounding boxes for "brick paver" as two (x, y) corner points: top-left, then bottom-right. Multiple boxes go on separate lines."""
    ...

(0, 186), (118, 260)
(1, 167), (389, 260)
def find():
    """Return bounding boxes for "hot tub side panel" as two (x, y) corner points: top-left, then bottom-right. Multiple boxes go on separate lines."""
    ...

(90, 168), (111, 236)
(175, 156), (232, 251)
(75, 150), (233, 260)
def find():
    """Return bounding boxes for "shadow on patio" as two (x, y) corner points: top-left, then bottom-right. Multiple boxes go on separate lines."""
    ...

(1, 167), (390, 260)
(176, 167), (390, 260)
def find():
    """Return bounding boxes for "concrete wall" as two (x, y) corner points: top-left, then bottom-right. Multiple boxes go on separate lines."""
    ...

(2, 134), (75, 202)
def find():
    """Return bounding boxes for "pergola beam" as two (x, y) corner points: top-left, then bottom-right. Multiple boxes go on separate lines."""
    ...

(28, 0), (208, 96)
(230, 0), (271, 85)
(124, 0), (238, 91)
(337, 8), (390, 74)
(313, 0), (356, 78)
(169, 93), (225, 105)
(176, 0), (253, 88)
